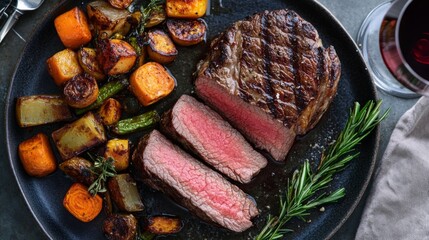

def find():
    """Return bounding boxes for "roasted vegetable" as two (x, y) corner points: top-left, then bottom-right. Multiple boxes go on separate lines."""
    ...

(146, 216), (182, 234)
(46, 48), (83, 86)
(108, 0), (133, 10)
(59, 157), (96, 186)
(18, 133), (57, 177)
(63, 183), (103, 222)
(78, 47), (106, 81)
(97, 38), (137, 76)
(107, 173), (144, 212)
(144, 7), (166, 28)
(52, 112), (106, 160)
(130, 62), (175, 106)
(111, 110), (159, 135)
(166, 0), (207, 19)
(54, 7), (92, 49)
(98, 98), (122, 125)
(87, 0), (131, 37)
(64, 73), (99, 108)
(16, 95), (72, 127)
(146, 29), (177, 64)
(103, 214), (137, 240)
(104, 139), (129, 171)
(75, 79), (128, 115)
(166, 18), (206, 46)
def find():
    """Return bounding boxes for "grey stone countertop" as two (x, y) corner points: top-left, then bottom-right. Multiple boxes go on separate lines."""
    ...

(0, 0), (419, 239)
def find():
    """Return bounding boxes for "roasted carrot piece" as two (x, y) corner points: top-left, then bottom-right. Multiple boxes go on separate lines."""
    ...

(54, 7), (92, 49)
(166, 0), (208, 19)
(46, 49), (83, 86)
(18, 133), (57, 177)
(129, 62), (175, 106)
(63, 183), (103, 222)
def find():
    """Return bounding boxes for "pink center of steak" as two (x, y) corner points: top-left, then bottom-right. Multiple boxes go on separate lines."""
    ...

(172, 95), (267, 183)
(143, 130), (258, 232)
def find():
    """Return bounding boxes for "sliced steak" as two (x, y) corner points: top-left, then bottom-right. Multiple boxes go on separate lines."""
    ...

(160, 95), (267, 184)
(195, 9), (341, 161)
(131, 130), (258, 232)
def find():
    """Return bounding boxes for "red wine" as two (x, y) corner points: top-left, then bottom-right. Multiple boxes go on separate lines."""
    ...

(398, 0), (429, 80)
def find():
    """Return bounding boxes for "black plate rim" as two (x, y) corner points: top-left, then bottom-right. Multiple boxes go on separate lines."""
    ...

(5, 0), (380, 239)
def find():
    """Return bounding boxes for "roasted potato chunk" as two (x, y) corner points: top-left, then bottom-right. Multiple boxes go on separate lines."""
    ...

(52, 112), (106, 160)
(166, 18), (207, 46)
(146, 216), (182, 234)
(98, 98), (122, 125)
(108, 0), (133, 10)
(147, 29), (177, 64)
(104, 139), (129, 171)
(97, 38), (137, 75)
(16, 95), (72, 127)
(166, 0), (208, 19)
(59, 157), (96, 186)
(87, 0), (131, 37)
(107, 173), (144, 212)
(64, 73), (99, 108)
(78, 48), (106, 81)
(103, 214), (137, 240)
(46, 49), (83, 86)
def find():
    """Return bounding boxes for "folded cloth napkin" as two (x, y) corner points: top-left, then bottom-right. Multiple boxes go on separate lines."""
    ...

(355, 96), (429, 239)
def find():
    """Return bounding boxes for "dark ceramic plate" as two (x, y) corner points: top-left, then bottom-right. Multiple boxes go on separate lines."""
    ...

(6, 0), (378, 239)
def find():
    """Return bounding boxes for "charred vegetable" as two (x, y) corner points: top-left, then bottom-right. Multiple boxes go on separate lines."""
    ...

(166, 0), (208, 19)
(63, 73), (99, 108)
(46, 48), (83, 86)
(144, 7), (166, 28)
(146, 216), (182, 234)
(129, 62), (175, 106)
(166, 18), (206, 46)
(138, 0), (165, 34)
(104, 139), (129, 171)
(78, 47), (106, 81)
(86, 0), (131, 37)
(146, 29), (177, 64)
(59, 157), (96, 186)
(54, 7), (92, 49)
(97, 38), (137, 76)
(16, 95), (72, 127)
(18, 133), (57, 177)
(103, 214), (138, 240)
(75, 79), (128, 115)
(108, 0), (133, 10)
(111, 110), (160, 135)
(98, 98), (122, 126)
(107, 173), (144, 212)
(52, 112), (106, 160)
(63, 183), (103, 222)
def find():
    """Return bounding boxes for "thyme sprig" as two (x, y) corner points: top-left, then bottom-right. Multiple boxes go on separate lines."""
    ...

(138, 0), (165, 35)
(255, 100), (389, 240)
(88, 155), (117, 196)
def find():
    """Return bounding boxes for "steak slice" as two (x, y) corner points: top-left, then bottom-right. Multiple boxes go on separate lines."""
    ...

(195, 9), (341, 161)
(160, 95), (267, 184)
(131, 130), (259, 232)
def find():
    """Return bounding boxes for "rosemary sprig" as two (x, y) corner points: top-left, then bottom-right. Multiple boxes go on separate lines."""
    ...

(138, 0), (165, 35)
(255, 100), (389, 240)
(88, 155), (117, 196)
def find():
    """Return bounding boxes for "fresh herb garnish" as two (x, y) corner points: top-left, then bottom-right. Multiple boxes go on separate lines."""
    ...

(88, 155), (117, 196)
(138, 0), (165, 35)
(255, 100), (389, 240)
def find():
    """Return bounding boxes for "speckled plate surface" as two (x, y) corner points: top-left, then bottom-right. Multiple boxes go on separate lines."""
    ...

(6, 0), (378, 239)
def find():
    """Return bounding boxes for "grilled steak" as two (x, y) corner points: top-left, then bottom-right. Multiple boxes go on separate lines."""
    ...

(195, 9), (341, 161)
(131, 130), (259, 232)
(160, 95), (267, 183)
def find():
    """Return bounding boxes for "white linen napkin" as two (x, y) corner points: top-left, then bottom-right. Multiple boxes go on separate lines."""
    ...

(355, 96), (429, 240)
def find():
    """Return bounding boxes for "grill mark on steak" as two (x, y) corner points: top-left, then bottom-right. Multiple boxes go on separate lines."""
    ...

(317, 47), (325, 85)
(260, 12), (280, 119)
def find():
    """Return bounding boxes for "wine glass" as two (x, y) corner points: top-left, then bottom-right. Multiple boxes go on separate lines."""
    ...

(357, 0), (429, 98)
